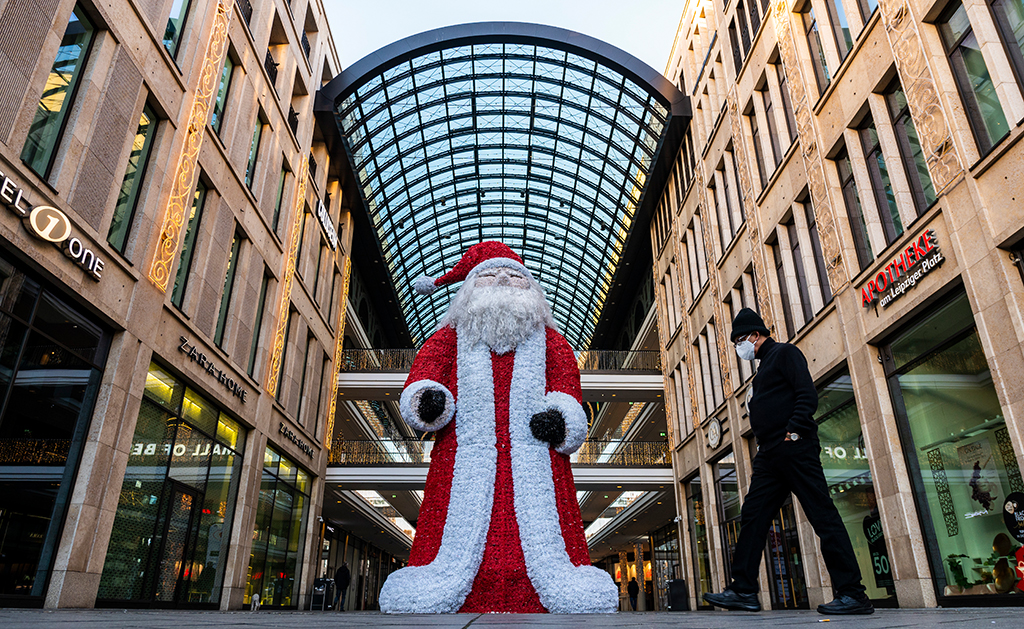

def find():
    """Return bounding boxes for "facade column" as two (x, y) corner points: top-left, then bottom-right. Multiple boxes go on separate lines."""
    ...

(618, 550), (629, 611)
(633, 540), (647, 611)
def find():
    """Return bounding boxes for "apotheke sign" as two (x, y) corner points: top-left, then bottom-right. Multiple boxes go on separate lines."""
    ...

(860, 229), (943, 309)
(1, 169), (105, 280)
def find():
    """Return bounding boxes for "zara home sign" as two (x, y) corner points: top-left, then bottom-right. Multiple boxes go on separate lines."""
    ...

(860, 229), (944, 309)
(0, 168), (105, 280)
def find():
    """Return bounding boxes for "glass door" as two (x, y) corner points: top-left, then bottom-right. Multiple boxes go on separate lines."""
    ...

(152, 483), (200, 604)
(765, 499), (809, 609)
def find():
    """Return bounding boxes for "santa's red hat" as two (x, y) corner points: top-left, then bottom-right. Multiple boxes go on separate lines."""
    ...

(413, 241), (532, 296)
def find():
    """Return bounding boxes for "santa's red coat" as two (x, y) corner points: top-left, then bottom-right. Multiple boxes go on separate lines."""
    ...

(378, 325), (617, 613)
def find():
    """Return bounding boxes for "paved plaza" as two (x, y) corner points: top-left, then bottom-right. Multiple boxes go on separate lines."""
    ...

(0, 608), (1020, 629)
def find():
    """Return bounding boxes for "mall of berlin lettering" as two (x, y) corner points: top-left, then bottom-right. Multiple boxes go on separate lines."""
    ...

(861, 229), (943, 309)
(132, 441), (233, 457)
(179, 336), (247, 402)
(0, 168), (105, 280)
(279, 422), (314, 458)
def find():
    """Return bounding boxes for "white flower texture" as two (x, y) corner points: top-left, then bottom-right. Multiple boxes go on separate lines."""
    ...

(542, 391), (588, 455)
(399, 379), (454, 432)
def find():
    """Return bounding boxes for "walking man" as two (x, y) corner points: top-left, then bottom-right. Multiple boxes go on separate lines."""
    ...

(703, 308), (873, 615)
(333, 562), (351, 611)
(627, 577), (639, 611)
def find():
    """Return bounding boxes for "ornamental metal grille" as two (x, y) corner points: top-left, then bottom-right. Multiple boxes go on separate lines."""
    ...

(326, 28), (684, 347)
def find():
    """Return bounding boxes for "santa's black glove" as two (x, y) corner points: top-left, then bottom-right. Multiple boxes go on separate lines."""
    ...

(418, 389), (447, 424)
(530, 410), (565, 448)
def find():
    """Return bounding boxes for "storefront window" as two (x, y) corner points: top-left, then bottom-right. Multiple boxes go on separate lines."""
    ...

(886, 291), (1024, 598)
(714, 452), (742, 583)
(245, 445), (310, 608)
(686, 475), (712, 607)
(651, 522), (680, 610)
(0, 252), (108, 601)
(97, 363), (245, 605)
(816, 369), (897, 601)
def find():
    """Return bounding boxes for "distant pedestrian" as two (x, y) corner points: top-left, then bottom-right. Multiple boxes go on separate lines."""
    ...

(702, 309), (873, 615)
(334, 562), (351, 611)
(627, 577), (639, 611)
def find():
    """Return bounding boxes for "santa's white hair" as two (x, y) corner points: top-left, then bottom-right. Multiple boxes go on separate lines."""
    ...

(439, 269), (556, 354)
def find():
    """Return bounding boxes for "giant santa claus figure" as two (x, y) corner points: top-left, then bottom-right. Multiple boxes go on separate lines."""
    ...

(379, 241), (618, 614)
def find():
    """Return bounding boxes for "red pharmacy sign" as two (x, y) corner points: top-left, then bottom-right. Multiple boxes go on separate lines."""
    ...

(860, 229), (943, 309)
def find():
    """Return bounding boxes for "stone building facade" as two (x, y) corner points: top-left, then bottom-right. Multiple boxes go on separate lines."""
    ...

(0, 0), (351, 609)
(653, 0), (1024, 610)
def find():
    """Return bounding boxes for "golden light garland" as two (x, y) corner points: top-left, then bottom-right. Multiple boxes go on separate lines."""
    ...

(148, 0), (232, 290)
(325, 255), (352, 451)
(264, 155), (310, 396)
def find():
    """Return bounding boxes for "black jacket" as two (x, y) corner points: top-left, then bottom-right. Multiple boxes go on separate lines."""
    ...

(747, 338), (818, 451)
(627, 580), (639, 596)
(335, 565), (351, 589)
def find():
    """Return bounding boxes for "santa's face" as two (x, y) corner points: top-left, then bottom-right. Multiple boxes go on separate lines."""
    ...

(442, 265), (554, 353)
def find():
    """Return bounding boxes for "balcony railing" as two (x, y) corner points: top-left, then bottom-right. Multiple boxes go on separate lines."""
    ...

(327, 439), (669, 466)
(236, 0), (253, 25)
(264, 50), (278, 86)
(288, 106), (299, 136)
(338, 348), (661, 372)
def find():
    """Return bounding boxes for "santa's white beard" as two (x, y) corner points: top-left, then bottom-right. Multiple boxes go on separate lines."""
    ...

(444, 284), (552, 354)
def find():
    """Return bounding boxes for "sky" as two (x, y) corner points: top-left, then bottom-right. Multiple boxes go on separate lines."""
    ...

(322, 0), (685, 75)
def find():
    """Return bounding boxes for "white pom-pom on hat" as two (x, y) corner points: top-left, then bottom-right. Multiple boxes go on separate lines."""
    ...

(413, 275), (438, 295)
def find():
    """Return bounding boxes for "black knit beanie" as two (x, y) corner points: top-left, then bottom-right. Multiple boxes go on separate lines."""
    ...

(731, 308), (770, 342)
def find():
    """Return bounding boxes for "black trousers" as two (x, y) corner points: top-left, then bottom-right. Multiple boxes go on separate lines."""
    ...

(728, 438), (865, 598)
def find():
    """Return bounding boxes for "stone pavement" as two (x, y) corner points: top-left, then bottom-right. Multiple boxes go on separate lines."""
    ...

(0, 608), (1021, 629)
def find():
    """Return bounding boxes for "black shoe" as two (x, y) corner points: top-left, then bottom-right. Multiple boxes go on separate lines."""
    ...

(703, 589), (761, 611)
(817, 594), (874, 615)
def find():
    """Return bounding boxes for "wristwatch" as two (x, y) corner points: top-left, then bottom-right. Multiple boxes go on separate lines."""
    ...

(787, 432), (801, 441)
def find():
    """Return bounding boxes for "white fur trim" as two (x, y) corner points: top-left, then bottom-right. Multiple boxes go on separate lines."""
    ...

(509, 331), (619, 613)
(467, 257), (532, 280)
(543, 391), (588, 455)
(399, 380), (454, 432)
(380, 335), (496, 613)
(413, 275), (438, 295)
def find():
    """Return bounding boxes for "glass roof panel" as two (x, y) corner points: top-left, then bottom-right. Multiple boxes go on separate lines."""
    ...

(331, 35), (679, 347)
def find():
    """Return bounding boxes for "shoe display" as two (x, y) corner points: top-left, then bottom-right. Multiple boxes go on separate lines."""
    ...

(702, 589), (762, 612)
(817, 594), (874, 615)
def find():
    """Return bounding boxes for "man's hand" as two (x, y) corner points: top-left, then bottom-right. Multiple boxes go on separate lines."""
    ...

(530, 410), (566, 447)
(418, 389), (447, 424)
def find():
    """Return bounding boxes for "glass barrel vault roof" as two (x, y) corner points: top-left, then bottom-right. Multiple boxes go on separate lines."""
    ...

(322, 23), (687, 347)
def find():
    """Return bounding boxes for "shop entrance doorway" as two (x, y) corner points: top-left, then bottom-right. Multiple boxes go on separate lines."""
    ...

(765, 498), (808, 609)
(152, 483), (200, 604)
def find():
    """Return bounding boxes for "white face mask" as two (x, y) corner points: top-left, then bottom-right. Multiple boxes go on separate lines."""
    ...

(735, 336), (756, 361)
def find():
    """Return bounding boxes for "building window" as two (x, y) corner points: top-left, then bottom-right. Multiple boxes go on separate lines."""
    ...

(297, 334), (315, 425)
(884, 291), (1022, 599)
(273, 168), (289, 233)
(992, 0), (1024, 87)
(108, 104), (158, 254)
(802, 197), (834, 305)
(826, 0), (855, 60)
(747, 106), (768, 189)
(787, 220), (814, 325)
(885, 81), (936, 213)
(312, 242), (327, 304)
(276, 310), (294, 402)
(163, 0), (192, 58)
(98, 363), (245, 605)
(737, 2), (752, 55)
(815, 368), (897, 602)
(803, 7), (832, 94)
(771, 237), (796, 339)
(714, 451), (742, 584)
(761, 87), (782, 168)
(859, 119), (904, 245)
(214, 231), (242, 347)
(776, 62), (798, 142)
(21, 5), (96, 177)
(248, 271), (270, 378)
(835, 147), (873, 270)
(697, 322), (725, 414)
(730, 21), (744, 73)
(171, 180), (208, 308)
(314, 351), (331, 436)
(245, 116), (264, 189)
(686, 475), (713, 608)
(245, 446), (311, 608)
(939, 1), (1009, 153)
(210, 55), (234, 133)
